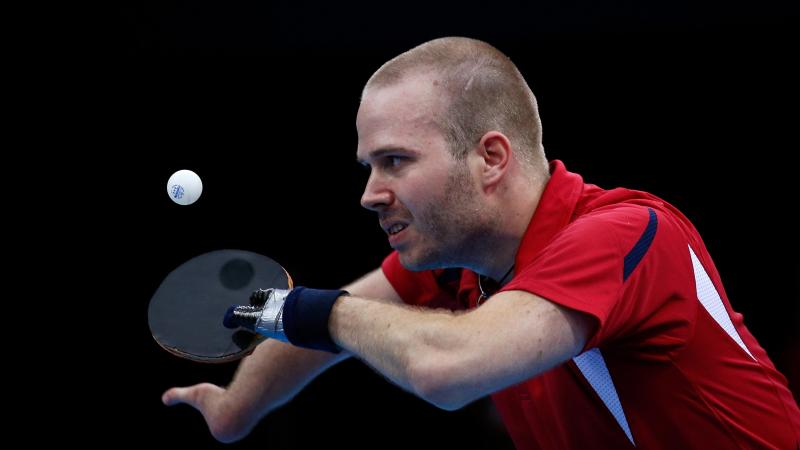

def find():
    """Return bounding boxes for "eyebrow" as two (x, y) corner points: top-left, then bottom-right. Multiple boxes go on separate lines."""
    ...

(356, 147), (415, 165)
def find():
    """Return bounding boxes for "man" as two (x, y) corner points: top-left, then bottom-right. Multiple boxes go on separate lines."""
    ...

(162, 37), (800, 448)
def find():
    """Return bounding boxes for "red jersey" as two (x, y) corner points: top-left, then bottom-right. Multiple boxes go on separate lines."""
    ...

(382, 160), (800, 449)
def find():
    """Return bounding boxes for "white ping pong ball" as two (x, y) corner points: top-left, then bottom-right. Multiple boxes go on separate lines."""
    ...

(167, 169), (203, 206)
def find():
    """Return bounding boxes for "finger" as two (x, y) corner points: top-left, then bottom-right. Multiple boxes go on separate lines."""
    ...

(162, 386), (195, 407)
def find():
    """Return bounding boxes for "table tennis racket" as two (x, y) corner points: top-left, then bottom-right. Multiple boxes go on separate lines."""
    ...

(148, 249), (292, 363)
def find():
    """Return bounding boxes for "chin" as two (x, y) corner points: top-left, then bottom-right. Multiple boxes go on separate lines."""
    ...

(398, 248), (446, 272)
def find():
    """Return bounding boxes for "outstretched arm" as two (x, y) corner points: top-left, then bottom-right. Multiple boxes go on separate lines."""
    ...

(162, 267), (402, 442)
(329, 290), (593, 410)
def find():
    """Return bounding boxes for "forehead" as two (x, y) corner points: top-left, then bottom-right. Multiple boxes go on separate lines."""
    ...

(356, 74), (448, 160)
(360, 72), (442, 119)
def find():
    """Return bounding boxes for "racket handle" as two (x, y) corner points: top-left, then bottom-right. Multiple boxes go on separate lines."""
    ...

(223, 305), (262, 330)
(223, 288), (291, 343)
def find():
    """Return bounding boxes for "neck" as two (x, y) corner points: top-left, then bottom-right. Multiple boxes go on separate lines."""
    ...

(477, 168), (548, 281)
(477, 261), (515, 303)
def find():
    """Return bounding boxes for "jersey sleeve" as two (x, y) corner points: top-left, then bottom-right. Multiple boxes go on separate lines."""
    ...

(502, 205), (695, 353)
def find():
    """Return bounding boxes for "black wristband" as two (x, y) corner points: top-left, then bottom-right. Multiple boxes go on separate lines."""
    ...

(282, 287), (348, 353)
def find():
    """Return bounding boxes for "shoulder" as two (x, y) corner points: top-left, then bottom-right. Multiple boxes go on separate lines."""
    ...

(542, 204), (658, 259)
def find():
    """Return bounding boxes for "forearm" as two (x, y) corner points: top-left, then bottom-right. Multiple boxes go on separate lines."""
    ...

(327, 291), (591, 410)
(328, 295), (458, 398)
(226, 340), (350, 425)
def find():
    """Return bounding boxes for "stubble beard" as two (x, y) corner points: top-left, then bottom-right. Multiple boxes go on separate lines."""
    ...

(400, 161), (498, 271)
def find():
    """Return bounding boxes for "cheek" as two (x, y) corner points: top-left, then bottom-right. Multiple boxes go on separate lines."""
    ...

(401, 175), (446, 213)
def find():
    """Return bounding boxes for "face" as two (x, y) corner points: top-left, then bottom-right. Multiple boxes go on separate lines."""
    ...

(356, 75), (493, 271)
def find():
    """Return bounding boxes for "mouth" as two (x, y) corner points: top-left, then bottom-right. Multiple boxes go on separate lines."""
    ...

(381, 220), (410, 247)
(386, 223), (409, 236)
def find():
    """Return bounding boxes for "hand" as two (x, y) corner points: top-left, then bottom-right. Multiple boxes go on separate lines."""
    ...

(225, 286), (346, 353)
(162, 383), (251, 443)
(224, 288), (291, 342)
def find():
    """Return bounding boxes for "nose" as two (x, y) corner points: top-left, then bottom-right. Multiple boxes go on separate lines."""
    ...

(360, 171), (394, 212)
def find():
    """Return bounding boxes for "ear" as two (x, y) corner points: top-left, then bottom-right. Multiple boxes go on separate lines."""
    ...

(474, 131), (512, 192)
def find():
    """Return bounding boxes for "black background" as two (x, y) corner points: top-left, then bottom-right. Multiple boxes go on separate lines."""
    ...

(71, 1), (800, 447)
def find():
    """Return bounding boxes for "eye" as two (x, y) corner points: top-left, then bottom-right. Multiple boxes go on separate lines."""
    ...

(385, 156), (405, 168)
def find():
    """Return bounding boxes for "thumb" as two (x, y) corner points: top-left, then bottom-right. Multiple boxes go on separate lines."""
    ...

(162, 383), (224, 410)
(162, 384), (208, 408)
(162, 386), (190, 407)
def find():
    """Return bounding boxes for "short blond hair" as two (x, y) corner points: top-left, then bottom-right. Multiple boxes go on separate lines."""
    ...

(365, 37), (546, 171)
